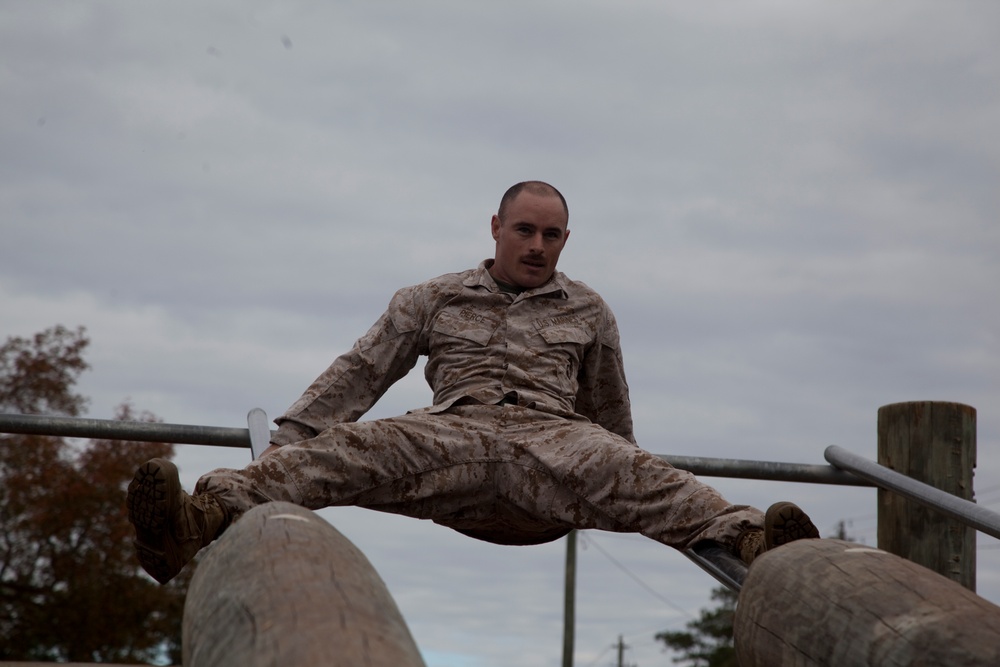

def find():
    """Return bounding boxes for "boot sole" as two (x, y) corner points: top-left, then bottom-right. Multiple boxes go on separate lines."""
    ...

(126, 458), (180, 584)
(765, 501), (820, 549)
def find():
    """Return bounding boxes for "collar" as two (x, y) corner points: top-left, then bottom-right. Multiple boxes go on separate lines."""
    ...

(464, 259), (569, 300)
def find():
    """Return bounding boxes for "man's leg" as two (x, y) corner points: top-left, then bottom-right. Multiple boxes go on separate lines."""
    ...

(489, 408), (818, 562)
(128, 410), (511, 583)
(126, 458), (229, 584)
(736, 500), (820, 564)
(197, 411), (502, 515)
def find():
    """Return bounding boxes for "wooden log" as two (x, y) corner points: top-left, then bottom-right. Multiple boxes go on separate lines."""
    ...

(878, 401), (977, 589)
(183, 502), (425, 667)
(733, 539), (1000, 666)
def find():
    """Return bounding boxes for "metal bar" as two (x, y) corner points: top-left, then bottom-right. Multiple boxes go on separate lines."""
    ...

(661, 454), (872, 487)
(683, 541), (746, 592)
(0, 413), (258, 449)
(825, 445), (1000, 541)
(1, 414), (871, 487)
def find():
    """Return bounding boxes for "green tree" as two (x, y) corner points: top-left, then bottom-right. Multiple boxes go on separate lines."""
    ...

(0, 325), (190, 663)
(656, 586), (738, 667)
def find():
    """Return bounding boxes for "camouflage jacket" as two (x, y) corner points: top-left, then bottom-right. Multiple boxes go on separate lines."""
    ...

(272, 260), (636, 445)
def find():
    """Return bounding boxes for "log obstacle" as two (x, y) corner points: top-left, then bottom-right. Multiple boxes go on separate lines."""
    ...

(734, 539), (1000, 666)
(183, 502), (425, 667)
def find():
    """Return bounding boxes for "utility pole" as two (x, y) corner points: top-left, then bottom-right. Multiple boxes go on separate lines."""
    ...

(562, 529), (577, 667)
(614, 634), (633, 667)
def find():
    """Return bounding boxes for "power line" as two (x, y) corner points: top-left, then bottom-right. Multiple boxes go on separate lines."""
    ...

(580, 533), (693, 618)
(579, 644), (613, 667)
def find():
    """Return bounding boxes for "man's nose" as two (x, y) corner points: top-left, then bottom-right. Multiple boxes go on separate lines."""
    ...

(528, 232), (545, 251)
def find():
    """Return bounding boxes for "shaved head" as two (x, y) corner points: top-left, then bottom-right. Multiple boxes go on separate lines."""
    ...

(497, 181), (568, 225)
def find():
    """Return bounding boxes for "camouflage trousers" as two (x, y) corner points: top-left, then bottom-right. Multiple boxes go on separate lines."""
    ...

(196, 405), (762, 551)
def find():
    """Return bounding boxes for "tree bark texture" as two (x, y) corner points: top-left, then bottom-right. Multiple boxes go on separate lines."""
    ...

(734, 539), (1000, 666)
(183, 501), (425, 667)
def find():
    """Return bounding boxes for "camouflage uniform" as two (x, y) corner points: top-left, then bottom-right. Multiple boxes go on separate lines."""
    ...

(197, 261), (762, 550)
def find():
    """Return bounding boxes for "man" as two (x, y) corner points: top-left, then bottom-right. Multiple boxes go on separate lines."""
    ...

(127, 181), (818, 585)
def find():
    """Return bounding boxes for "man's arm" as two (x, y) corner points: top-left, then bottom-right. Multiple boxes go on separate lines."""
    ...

(269, 287), (424, 447)
(575, 305), (637, 444)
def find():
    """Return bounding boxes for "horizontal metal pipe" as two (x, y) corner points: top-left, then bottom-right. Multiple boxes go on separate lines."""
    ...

(825, 445), (1000, 541)
(0, 413), (257, 449)
(0, 414), (871, 487)
(684, 541), (747, 592)
(661, 454), (872, 487)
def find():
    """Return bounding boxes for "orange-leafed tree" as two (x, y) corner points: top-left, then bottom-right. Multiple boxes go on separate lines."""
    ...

(0, 325), (190, 663)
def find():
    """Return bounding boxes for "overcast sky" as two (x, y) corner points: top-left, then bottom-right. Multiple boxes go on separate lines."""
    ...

(3, 2), (1000, 666)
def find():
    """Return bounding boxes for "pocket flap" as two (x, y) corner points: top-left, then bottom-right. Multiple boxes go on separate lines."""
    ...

(433, 310), (501, 346)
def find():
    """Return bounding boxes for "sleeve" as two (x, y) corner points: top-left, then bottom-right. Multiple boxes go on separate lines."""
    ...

(270, 286), (425, 446)
(574, 303), (637, 445)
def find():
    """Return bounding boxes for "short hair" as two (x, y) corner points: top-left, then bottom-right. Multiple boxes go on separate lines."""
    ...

(497, 181), (569, 224)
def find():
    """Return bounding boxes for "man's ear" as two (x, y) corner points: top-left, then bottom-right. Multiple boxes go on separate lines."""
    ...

(491, 214), (502, 241)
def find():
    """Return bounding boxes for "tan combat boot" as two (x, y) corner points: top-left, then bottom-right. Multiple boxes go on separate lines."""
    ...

(736, 501), (819, 565)
(126, 458), (229, 584)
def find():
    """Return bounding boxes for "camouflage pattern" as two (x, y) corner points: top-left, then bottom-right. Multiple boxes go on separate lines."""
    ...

(197, 261), (763, 550)
(266, 261), (635, 445)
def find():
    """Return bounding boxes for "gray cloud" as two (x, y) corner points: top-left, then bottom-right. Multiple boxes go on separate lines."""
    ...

(2, 2), (999, 666)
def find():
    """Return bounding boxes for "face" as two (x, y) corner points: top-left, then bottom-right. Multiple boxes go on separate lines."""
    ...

(489, 191), (570, 289)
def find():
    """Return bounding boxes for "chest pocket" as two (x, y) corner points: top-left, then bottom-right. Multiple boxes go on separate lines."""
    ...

(433, 310), (502, 346)
(534, 322), (592, 347)
(534, 321), (592, 386)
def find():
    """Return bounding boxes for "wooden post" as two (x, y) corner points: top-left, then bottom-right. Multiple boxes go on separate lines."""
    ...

(877, 401), (977, 590)
(183, 502), (426, 667)
(734, 539), (1000, 666)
